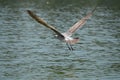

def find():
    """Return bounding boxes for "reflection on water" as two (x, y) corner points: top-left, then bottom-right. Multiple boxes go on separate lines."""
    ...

(0, 0), (120, 80)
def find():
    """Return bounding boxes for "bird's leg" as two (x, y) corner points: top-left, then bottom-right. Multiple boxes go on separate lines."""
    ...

(69, 40), (74, 50)
(66, 43), (71, 50)
(69, 44), (74, 50)
(70, 44), (74, 50)
(66, 43), (73, 51)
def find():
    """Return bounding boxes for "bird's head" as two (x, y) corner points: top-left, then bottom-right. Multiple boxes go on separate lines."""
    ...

(54, 34), (64, 41)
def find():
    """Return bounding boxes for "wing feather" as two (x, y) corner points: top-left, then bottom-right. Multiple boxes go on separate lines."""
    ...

(27, 10), (64, 38)
(66, 7), (96, 36)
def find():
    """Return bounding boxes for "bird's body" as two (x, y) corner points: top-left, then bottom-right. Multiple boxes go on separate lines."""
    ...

(61, 33), (79, 44)
(27, 8), (96, 50)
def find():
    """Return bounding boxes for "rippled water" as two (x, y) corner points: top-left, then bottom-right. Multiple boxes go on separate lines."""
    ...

(0, 0), (120, 80)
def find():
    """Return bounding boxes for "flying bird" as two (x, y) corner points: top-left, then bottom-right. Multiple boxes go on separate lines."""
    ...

(27, 8), (96, 50)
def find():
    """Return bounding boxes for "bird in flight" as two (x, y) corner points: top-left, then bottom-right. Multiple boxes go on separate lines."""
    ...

(27, 8), (96, 50)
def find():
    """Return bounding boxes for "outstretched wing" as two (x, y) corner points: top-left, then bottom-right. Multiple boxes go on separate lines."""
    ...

(65, 7), (96, 36)
(27, 10), (64, 39)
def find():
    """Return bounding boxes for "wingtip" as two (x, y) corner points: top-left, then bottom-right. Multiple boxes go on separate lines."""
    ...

(27, 10), (31, 13)
(91, 6), (97, 13)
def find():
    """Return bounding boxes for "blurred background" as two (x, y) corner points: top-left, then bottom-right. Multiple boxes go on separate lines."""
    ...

(0, 0), (120, 80)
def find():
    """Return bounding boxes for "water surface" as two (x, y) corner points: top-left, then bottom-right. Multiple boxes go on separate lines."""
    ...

(0, 0), (120, 80)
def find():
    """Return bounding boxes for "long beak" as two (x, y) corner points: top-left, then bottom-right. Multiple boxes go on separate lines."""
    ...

(66, 43), (74, 51)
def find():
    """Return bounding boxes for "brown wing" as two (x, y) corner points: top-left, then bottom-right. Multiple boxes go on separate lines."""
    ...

(65, 8), (96, 36)
(27, 10), (64, 39)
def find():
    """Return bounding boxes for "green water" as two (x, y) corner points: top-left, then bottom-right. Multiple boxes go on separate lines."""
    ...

(0, 0), (120, 80)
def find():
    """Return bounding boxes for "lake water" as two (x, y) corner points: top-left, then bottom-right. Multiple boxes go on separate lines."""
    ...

(0, 0), (120, 80)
